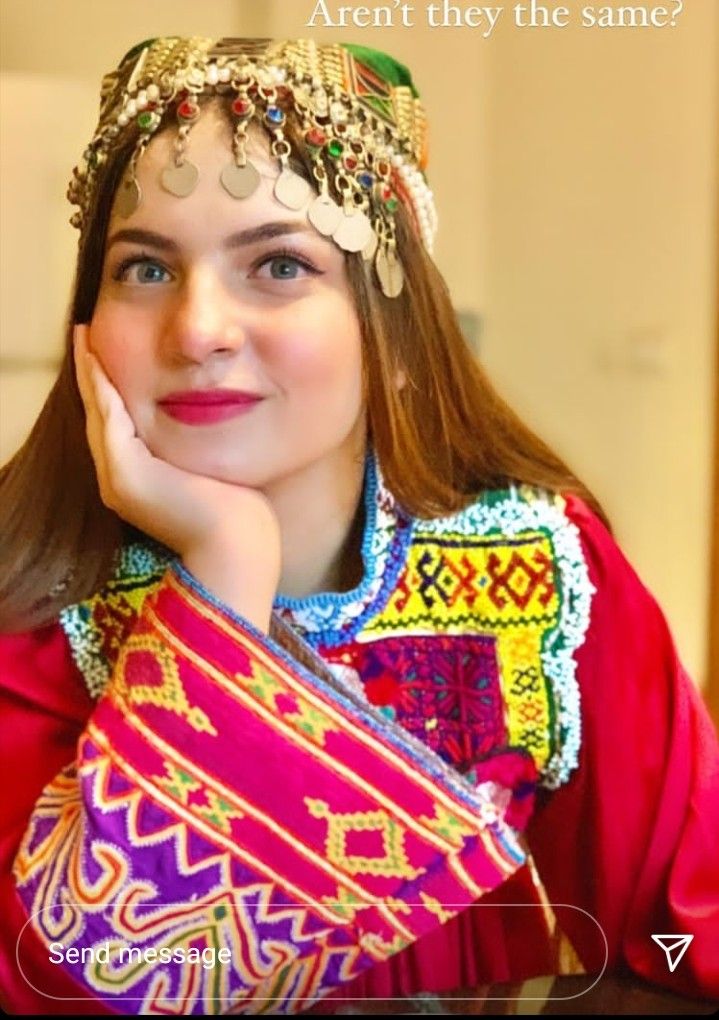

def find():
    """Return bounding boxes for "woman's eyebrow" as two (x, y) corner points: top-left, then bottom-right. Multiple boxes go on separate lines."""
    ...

(106, 221), (316, 252)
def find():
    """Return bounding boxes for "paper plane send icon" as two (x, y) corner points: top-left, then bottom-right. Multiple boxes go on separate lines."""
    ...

(651, 934), (694, 972)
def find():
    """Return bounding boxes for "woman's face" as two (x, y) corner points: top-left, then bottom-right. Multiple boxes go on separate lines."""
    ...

(90, 111), (366, 491)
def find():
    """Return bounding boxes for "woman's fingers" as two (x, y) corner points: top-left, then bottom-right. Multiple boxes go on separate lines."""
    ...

(87, 354), (136, 443)
(74, 323), (110, 489)
(74, 324), (99, 430)
(74, 323), (145, 509)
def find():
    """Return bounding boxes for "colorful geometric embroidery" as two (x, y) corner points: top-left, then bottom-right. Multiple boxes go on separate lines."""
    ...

(409, 486), (595, 787)
(327, 635), (507, 772)
(364, 529), (559, 633)
(61, 541), (173, 698)
(306, 799), (424, 880)
(19, 569), (525, 1013)
(158, 763), (245, 834)
(116, 632), (217, 735)
(245, 661), (340, 747)
(58, 450), (593, 794)
(344, 51), (395, 125)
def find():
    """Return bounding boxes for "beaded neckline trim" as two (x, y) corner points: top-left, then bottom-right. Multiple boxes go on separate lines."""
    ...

(273, 450), (414, 646)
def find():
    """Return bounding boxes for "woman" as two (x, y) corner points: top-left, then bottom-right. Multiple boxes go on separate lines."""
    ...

(0, 37), (717, 1014)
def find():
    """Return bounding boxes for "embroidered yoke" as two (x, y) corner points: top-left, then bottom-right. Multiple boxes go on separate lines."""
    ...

(10, 454), (593, 1012)
(62, 452), (594, 795)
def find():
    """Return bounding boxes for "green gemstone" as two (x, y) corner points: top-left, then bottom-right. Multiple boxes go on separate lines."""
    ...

(385, 196), (399, 212)
(214, 905), (227, 921)
(137, 111), (156, 131)
(327, 139), (344, 158)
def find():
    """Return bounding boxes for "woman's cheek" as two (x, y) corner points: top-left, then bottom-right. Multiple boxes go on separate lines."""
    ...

(89, 315), (141, 392)
(87, 324), (153, 441)
(269, 320), (362, 392)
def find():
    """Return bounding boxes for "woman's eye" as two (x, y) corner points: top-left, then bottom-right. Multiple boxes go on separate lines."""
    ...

(113, 258), (171, 285)
(256, 254), (316, 281)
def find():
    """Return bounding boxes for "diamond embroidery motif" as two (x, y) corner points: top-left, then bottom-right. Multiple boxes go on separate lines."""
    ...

(306, 799), (424, 879)
(115, 632), (217, 735)
(486, 549), (555, 611)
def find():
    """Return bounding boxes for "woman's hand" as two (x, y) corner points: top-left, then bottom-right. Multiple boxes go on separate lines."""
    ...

(73, 324), (281, 631)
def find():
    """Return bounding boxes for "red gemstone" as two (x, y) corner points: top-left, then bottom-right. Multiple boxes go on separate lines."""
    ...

(305, 127), (326, 147)
(343, 155), (358, 171)
(177, 100), (199, 120)
(381, 186), (395, 202)
(364, 676), (400, 707)
(232, 97), (252, 117)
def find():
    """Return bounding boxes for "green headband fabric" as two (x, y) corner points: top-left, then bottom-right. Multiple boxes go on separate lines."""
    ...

(341, 43), (420, 98)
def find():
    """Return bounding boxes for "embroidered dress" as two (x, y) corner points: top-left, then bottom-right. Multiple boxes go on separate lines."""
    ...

(1, 451), (718, 1013)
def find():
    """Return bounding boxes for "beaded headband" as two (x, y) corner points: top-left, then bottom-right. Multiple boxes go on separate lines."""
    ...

(67, 37), (438, 298)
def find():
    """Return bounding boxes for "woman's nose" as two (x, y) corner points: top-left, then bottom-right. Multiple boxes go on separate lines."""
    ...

(162, 267), (247, 364)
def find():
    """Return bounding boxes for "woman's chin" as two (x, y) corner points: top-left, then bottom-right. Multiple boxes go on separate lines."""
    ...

(142, 440), (263, 488)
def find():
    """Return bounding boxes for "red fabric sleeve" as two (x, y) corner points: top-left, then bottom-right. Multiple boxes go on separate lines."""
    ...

(2, 500), (717, 1009)
(0, 625), (114, 1014)
(526, 494), (719, 1000)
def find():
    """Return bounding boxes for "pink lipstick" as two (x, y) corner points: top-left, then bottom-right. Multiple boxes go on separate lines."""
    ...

(158, 389), (263, 425)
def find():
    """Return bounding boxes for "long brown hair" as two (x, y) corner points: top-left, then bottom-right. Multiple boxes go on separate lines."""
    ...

(0, 100), (611, 633)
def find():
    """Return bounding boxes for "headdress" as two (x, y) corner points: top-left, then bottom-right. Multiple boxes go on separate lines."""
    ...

(67, 37), (438, 298)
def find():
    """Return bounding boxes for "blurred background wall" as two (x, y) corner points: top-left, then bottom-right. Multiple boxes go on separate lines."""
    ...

(1, 0), (717, 688)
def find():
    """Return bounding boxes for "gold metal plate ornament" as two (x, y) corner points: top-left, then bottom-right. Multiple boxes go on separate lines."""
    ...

(115, 176), (141, 219)
(160, 161), (199, 198)
(375, 246), (404, 298)
(361, 228), (379, 263)
(307, 193), (343, 236)
(332, 209), (374, 253)
(220, 161), (261, 199)
(274, 168), (313, 210)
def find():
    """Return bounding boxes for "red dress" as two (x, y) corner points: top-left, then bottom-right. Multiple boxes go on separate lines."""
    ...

(1, 493), (718, 1012)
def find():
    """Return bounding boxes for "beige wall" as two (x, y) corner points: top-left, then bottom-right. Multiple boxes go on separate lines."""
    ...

(1, 0), (716, 685)
(481, 8), (718, 693)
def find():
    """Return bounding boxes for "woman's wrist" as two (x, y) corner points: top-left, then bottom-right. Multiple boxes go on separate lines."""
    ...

(182, 537), (279, 634)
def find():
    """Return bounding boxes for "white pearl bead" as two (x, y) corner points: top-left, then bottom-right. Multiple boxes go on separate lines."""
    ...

(206, 63), (219, 85)
(330, 101), (347, 123)
(218, 65), (231, 82)
(147, 83), (160, 100)
(125, 99), (137, 117)
(136, 93), (148, 111)
(118, 112), (129, 127)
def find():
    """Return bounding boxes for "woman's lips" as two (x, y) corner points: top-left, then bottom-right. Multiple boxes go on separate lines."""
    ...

(158, 390), (264, 425)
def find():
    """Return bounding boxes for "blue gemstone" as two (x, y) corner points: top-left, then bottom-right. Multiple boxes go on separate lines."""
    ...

(358, 172), (374, 189)
(266, 105), (284, 124)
